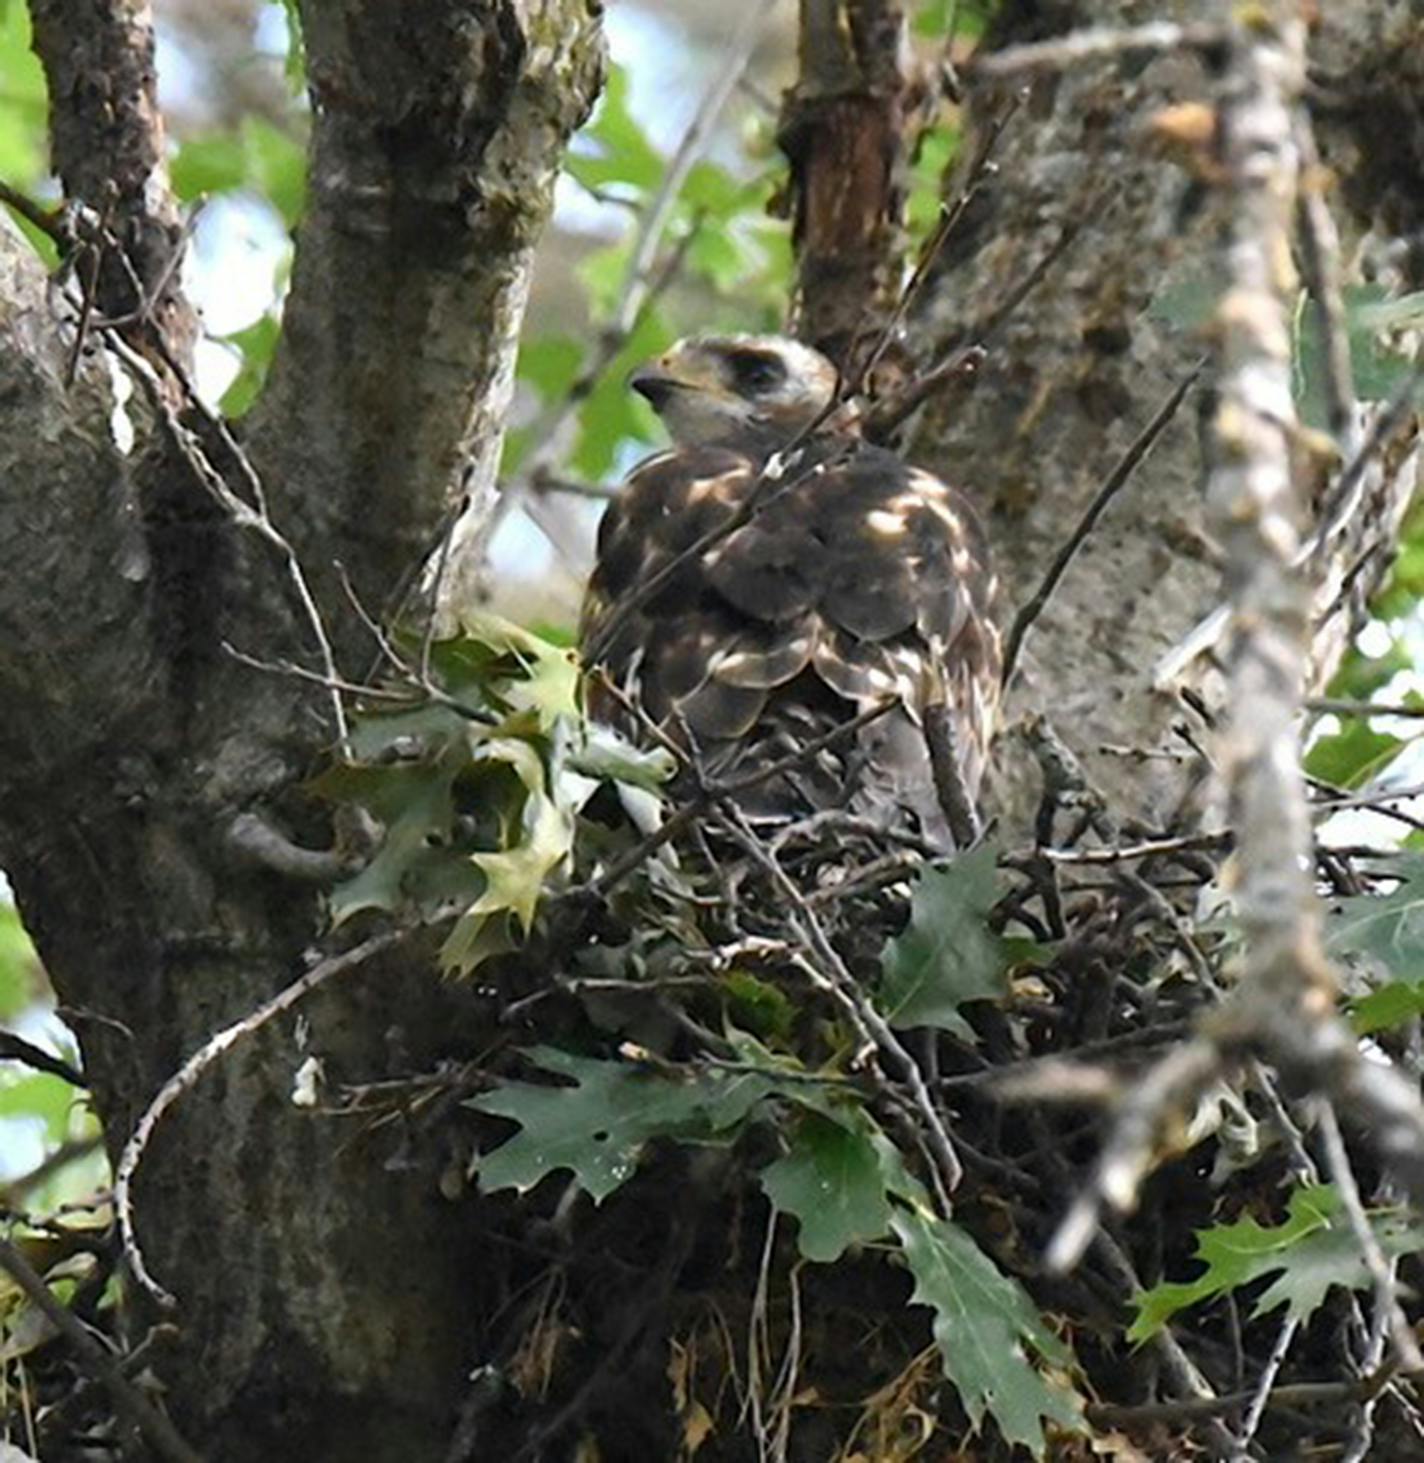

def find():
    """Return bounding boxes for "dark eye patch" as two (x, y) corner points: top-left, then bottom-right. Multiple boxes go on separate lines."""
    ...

(727, 350), (787, 394)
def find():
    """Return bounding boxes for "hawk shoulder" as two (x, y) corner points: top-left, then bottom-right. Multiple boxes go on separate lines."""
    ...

(581, 429), (1000, 849)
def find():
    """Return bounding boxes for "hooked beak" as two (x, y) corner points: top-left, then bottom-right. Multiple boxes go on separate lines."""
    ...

(628, 363), (686, 411)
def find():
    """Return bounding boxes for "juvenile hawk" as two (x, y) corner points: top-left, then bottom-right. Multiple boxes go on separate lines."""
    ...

(579, 334), (1000, 850)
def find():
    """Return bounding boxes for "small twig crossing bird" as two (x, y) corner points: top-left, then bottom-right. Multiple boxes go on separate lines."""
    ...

(579, 334), (1001, 850)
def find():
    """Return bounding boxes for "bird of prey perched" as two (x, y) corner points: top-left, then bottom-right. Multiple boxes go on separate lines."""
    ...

(579, 334), (1000, 851)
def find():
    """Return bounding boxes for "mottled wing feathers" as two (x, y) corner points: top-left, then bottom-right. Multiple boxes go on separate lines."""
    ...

(580, 436), (1000, 847)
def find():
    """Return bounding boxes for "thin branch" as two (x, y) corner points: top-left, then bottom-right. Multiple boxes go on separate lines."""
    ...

(0, 1234), (202, 1463)
(1307, 698), (1424, 720)
(717, 804), (963, 1206)
(0, 1031), (86, 1087)
(101, 327), (352, 754)
(1316, 1100), (1424, 1373)
(115, 929), (405, 1307)
(1001, 356), (1206, 685)
(1029, 831), (1229, 865)
(1306, 360), (1424, 569)
(1233, 1313), (1300, 1456)
(855, 94), (1023, 392)
(0, 179), (67, 242)
(971, 23), (1230, 79)
(1086, 1376), (1383, 1430)
(1294, 114), (1359, 456)
(612, 4), (771, 336)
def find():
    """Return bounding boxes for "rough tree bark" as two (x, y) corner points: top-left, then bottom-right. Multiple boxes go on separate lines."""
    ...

(906, 0), (1422, 839)
(780, 0), (910, 371)
(0, 3), (603, 1459)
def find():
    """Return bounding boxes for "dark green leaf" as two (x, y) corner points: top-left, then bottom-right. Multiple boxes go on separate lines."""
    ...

(1294, 287), (1419, 430)
(721, 970), (796, 1044)
(893, 1207), (1082, 1455)
(471, 1046), (778, 1203)
(323, 748), (469, 924)
(762, 1110), (893, 1262)
(878, 846), (1013, 1035)
(1325, 852), (1424, 979)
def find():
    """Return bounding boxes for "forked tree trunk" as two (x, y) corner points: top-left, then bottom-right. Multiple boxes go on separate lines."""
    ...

(0, 0), (1420, 1458)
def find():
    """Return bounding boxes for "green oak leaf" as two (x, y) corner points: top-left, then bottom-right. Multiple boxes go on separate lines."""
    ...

(761, 1109), (893, 1262)
(878, 846), (1014, 1035)
(468, 787), (572, 933)
(456, 612), (579, 731)
(1325, 853), (1424, 979)
(1130, 1184), (1424, 1341)
(470, 1047), (777, 1203)
(1305, 719), (1407, 790)
(893, 1207), (1082, 1456)
(323, 750), (467, 924)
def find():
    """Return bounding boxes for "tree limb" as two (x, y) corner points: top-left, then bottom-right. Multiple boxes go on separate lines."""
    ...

(28, 0), (197, 366)
(247, 0), (606, 637)
(0, 216), (165, 752)
(781, 0), (910, 372)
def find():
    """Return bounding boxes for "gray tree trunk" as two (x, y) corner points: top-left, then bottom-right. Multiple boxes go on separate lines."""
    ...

(909, 0), (1422, 838)
(0, 3), (602, 1458)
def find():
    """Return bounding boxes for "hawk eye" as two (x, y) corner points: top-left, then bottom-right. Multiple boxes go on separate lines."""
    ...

(728, 351), (786, 394)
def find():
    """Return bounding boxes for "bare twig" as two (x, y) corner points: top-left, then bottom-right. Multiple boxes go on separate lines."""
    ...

(1030, 831), (1229, 865)
(856, 95), (1023, 392)
(0, 1031), (86, 1087)
(115, 929), (404, 1307)
(1294, 115), (1358, 456)
(0, 1234), (202, 1463)
(1002, 356), (1206, 685)
(971, 23), (1230, 79)
(1045, 1035), (1221, 1271)
(612, 5), (771, 337)
(1307, 697), (1424, 720)
(1234, 1313), (1300, 1456)
(1306, 361), (1424, 569)
(717, 805), (963, 1205)
(0, 179), (67, 242)
(574, 698), (897, 903)
(1316, 1100), (1424, 1373)
(1056, 5), (1424, 1275)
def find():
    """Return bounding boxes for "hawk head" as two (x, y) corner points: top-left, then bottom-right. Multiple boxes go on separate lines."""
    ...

(630, 334), (839, 447)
